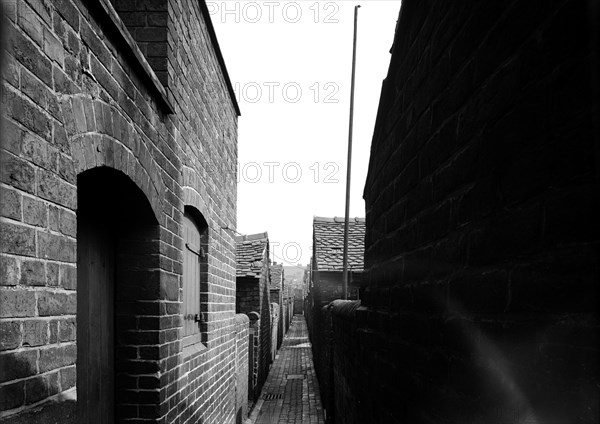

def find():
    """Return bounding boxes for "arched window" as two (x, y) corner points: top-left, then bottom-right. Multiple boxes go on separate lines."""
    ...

(182, 207), (209, 350)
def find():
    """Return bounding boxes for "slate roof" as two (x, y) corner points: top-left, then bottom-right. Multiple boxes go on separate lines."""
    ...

(236, 233), (268, 278)
(313, 217), (365, 272)
(271, 263), (283, 290)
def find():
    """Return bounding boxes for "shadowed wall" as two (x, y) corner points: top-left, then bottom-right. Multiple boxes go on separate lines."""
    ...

(326, 1), (600, 423)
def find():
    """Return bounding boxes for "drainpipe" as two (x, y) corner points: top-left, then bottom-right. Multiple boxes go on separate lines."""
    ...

(343, 4), (360, 300)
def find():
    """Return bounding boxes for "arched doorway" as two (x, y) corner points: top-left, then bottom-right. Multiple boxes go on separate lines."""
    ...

(77, 167), (160, 423)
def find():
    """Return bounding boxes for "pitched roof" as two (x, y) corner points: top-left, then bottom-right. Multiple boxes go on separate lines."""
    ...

(236, 232), (268, 278)
(313, 217), (365, 272)
(271, 263), (283, 290)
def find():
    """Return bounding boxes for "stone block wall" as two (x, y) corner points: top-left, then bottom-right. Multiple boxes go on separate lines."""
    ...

(329, 0), (599, 423)
(0, 0), (242, 422)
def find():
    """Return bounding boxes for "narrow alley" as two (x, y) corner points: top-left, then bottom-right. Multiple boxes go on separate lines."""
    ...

(250, 316), (325, 424)
(0, 1), (598, 423)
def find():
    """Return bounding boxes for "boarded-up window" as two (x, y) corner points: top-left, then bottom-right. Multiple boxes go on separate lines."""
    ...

(183, 208), (209, 348)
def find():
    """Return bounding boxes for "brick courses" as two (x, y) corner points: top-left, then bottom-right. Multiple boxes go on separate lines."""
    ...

(270, 263), (284, 349)
(235, 233), (273, 403)
(305, 217), (364, 422)
(0, 0), (245, 423)
(234, 314), (250, 423)
(321, 1), (600, 423)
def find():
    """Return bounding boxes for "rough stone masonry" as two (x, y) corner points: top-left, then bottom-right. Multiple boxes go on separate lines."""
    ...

(0, 0), (246, 423)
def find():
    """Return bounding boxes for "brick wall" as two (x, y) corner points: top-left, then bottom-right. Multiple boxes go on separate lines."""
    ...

(283, 293), (292, 333)
(329, 301), (360, 424)
(314, 303), (334, 424)
(270, 302), (278, 361)
(247, 312), (259, 401)
(306, 270), (361, 422)
(258, 265), (272, 400)
(270, 288), (283, 349)
(331, 0), (599, 423)
(0, 0), (243, 422)
(110, 0), (168, 85)
(236, 277), (260, 315)
(234, 314), (249, 424)
(236, 270), (273, 401)
(293, 288), (304, 314)
(236, 261), (273, 403)
(310, 272), (362, 310)
(278, 299), (284, 349)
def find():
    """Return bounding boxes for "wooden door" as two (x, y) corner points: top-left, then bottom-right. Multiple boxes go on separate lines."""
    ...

(77, 216), (115, 424)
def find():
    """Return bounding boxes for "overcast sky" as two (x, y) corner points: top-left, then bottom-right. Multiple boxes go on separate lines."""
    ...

(210, 1), (402, 266)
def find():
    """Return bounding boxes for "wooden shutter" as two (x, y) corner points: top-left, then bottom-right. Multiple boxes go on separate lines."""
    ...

(183, 212), (201, 337)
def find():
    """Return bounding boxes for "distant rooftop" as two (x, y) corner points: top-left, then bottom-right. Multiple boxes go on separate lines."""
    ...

(313, 217), (365, 272)
(235, 232), (268, 278)
(271, 263), (283, 290)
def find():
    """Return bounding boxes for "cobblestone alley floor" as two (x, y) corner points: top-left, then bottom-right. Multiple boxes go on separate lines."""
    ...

(249, 315), (325, 424)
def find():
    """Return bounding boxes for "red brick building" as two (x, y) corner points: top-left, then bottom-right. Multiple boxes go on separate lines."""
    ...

(0, 0), (247, 423)
(323, 1), (600, 423)
(306, 216), (365, 422)
(310, 217), (365, 303)
(269, 263), (284, 350)
(235, 233), (272, 403)
(281, 281), (293, 334)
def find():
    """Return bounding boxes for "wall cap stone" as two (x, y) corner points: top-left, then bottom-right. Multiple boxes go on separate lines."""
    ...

(330, 299), (361, 318)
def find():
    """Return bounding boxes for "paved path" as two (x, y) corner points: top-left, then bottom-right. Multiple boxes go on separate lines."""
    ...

(251, 315), (325, 424)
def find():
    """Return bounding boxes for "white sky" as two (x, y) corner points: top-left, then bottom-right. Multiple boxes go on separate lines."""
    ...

(210, 1), (401, 266)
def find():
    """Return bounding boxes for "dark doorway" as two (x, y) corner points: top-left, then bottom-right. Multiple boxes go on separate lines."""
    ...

(77, 167), (159, 423)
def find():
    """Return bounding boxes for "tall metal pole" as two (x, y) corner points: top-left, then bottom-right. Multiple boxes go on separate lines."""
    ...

(342, 5), (360, 300)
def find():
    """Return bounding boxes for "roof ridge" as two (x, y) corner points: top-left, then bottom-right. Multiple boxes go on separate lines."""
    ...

(313, 216), (365, 223)
(235, 232), (269, 242)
